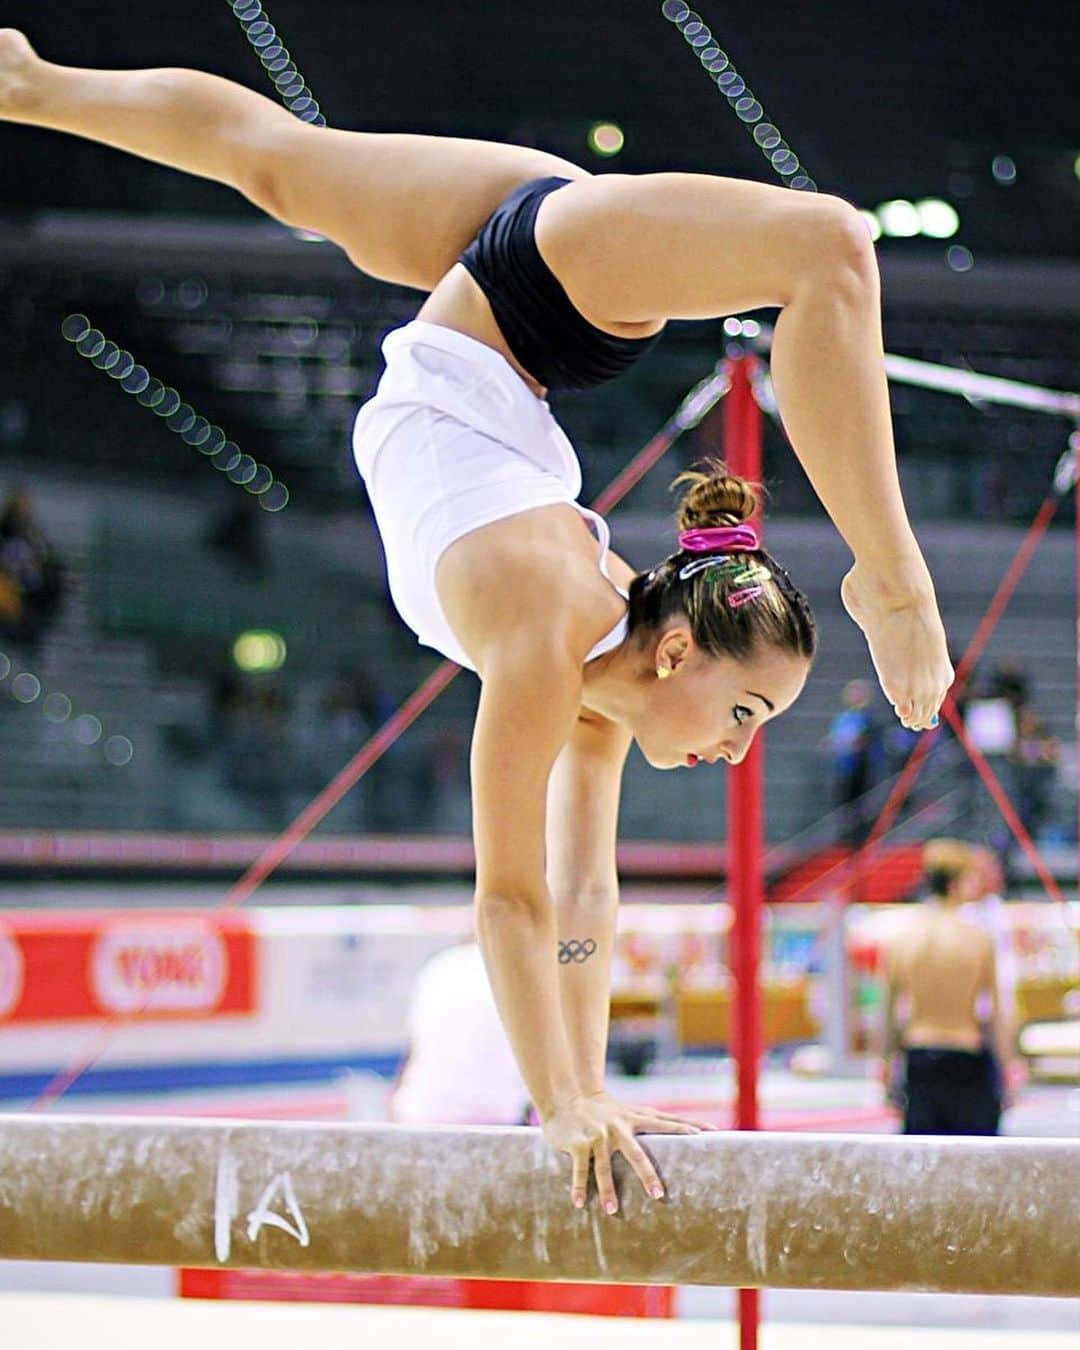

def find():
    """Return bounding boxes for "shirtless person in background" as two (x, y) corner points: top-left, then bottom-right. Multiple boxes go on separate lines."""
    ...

(882, 839), (1013, 1134)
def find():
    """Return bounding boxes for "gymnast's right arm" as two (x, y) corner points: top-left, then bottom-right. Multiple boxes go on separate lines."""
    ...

(470, 633), (668, 1211)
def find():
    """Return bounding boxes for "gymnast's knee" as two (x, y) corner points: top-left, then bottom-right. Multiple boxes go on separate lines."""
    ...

(804, 195), (879, 292)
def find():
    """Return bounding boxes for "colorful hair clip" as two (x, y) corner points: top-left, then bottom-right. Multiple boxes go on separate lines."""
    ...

(678, 555), (730, 582)
(729, 560), (772, 587)
(727, 585), (764, 609)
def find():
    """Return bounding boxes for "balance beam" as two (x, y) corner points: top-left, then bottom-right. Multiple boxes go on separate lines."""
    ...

(1, 1116), (1076, 1297)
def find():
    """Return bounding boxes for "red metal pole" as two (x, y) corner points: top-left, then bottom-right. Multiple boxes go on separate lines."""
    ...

(724, 353), (764, 1350)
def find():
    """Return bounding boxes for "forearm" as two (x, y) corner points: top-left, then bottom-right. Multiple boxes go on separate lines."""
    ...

(8, 53), (294, 194)
(990, 1004), (1015, 1075)
(880, 982), (902, 1060)
(474, 892), (581, 1120)
(554, 894), (618, 1096)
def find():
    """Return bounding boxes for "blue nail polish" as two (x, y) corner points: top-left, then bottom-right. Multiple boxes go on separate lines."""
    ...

(929, 714), (940, 728)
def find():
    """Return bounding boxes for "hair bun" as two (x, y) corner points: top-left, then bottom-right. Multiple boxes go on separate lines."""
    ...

(673, 459), (759, 532)
(923, 838), (973, 875)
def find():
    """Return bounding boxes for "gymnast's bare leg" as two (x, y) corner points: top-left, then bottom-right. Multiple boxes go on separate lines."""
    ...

(0, 29), (589, 292)
(0, 29), (950, 725)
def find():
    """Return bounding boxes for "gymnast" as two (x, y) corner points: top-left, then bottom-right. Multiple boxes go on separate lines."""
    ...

(0, 30), (952, 1214)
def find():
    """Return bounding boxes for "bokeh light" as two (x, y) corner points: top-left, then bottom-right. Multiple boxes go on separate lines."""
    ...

(75, 329), (106, 359)
(260, 482), (290, 513)
(232, 630), (288, 674)
(231, 0), (326, 125)
(877, 200), (921, 238)
(228, 455), (259, 486)
(663, 3), (816, 192)
(109, 351), (136, 381)
(43, 692), (72, 723)
(946, 245), (975, 272)
(104, 735), (135, 767)
(859, 209), (882, 242)
(72, 714), (104, 746)
(587, 122), (625, 157)
(246, 464), (274, 495)
(63, 317), (291, 511)
(167, 404), (197, 435)
(916, 199), (960, 239)
(11, 673), (41, 704)
(121, 365), (151, 395)
(61, 314), (90, 342)
(91, 342), (120, 372)
(155, 389), (182, 418)
(991, 154), (1017, 186)
(137, 379), (166, 410)
(213, 442), (244, 473)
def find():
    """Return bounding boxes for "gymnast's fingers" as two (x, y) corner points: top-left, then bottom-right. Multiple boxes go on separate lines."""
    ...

(631, 1112), (703, 1135)
(616, 1132), (665, 1202)
(569, 1147), (590, 1210)
(633, 1107), (716, 1131)
(593, 1140), (619, 1216)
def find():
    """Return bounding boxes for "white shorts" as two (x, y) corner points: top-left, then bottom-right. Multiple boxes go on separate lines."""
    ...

(352, 320), (588, 671)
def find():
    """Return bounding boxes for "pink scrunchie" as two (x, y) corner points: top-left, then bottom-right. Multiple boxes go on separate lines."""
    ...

(678, 524), (758, 554)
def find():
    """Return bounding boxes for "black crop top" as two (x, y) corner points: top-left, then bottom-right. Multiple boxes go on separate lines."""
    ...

(458, 176), (661, 393)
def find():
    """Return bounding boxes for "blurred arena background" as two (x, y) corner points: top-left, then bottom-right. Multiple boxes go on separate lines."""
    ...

(0, 2), (1077, 1345)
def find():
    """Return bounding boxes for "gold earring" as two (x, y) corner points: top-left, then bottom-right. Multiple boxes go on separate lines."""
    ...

(657, 666), (672, 680)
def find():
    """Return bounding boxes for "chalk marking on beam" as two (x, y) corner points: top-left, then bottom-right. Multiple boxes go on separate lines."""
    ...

(214, 1146), (239, 1264)
(246, 1171), (310, 1249)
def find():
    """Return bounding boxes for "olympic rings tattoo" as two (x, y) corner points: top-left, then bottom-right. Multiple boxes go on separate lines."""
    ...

(558, 938), (598, 964)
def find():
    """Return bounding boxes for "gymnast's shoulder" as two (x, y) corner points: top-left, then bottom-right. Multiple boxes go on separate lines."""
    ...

(436, 504), (630, 675)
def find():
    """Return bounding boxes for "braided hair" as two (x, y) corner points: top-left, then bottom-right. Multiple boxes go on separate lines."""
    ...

(627, 460), (817, 663)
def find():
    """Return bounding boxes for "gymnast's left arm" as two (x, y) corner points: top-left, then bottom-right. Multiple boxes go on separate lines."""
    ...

(546, 715), (714, 1134)
(545, 713), (632, 1093)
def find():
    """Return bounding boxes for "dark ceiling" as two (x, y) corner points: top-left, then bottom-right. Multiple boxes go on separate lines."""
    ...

(3, 0), (1079, 261)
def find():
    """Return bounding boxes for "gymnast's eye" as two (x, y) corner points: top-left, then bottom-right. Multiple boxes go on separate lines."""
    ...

(733, 704), (753, 726)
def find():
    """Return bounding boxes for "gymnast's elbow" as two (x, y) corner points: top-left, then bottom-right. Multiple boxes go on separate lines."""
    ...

(473, 882), (552, 929)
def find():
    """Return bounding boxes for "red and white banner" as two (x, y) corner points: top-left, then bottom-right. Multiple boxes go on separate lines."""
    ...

(0, 923), (24, 1020)
(0, 912), (256, 1023)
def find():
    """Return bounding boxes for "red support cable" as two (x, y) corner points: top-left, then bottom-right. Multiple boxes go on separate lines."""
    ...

(222, 663), (461, 911)
(942, 704), (1067, 904)
(724, 353), (763, 1350)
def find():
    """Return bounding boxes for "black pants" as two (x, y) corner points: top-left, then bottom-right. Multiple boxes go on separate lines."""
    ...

(902, 1047), (1002, 1136)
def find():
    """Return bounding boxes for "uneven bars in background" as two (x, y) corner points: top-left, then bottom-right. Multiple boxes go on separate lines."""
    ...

(883, 354), (1080, 419)
(0, 1116), (1076, 1298)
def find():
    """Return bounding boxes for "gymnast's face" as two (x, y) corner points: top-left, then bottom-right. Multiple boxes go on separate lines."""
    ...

(635, 632), (809, 771)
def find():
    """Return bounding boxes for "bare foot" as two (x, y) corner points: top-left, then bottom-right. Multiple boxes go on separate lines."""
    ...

(0, 30), (41, 119)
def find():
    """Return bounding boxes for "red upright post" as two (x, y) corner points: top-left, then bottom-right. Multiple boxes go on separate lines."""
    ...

(723, 353), (765, 1350)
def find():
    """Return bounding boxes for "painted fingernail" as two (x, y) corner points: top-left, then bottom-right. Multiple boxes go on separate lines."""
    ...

(650, 1185), (664, 1200)
(929, 714), (939, 728)
(572, 1192), (585, 1209)
(604, 1199), (618, 1215)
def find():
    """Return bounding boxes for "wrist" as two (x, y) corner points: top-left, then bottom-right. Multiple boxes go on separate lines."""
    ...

(535, 1082), (586, 1122)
